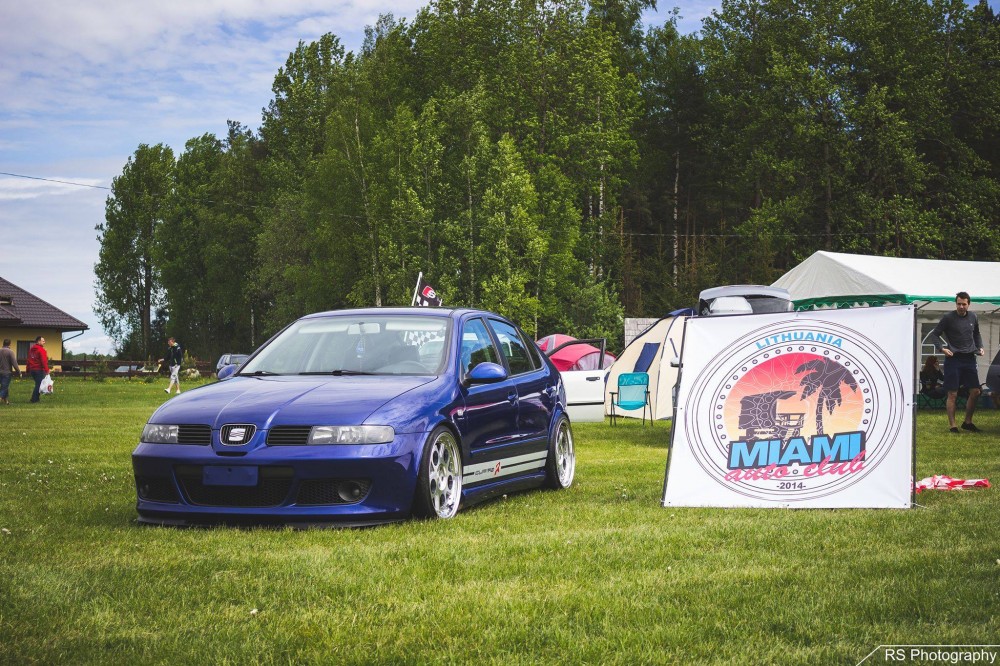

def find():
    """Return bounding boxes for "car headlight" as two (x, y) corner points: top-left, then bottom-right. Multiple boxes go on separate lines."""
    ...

(307, 425), (395, 445)
(142, 424), (179, 444)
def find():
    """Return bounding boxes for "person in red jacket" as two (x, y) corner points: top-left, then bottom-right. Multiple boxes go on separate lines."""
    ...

(26, 336), (49, 403)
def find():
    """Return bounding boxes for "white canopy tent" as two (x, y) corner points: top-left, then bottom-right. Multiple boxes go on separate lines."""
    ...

(772, 251), (1000, 381)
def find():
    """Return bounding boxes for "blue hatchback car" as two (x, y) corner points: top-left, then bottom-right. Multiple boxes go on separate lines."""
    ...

(132, 308), (576, 526)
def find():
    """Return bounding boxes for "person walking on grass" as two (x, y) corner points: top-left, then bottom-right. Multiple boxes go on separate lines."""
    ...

(160, 337), (183, 395)
(928, 291), (984, 433)
(0, 338), (20, 405)
(26, 336), (48, 403)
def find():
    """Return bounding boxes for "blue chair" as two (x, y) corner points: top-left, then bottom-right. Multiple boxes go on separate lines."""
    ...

(610, 372), (651, 426)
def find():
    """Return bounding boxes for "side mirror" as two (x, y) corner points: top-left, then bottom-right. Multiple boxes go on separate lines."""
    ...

(218, 364), (238, 380)
(466, 362), (508, 384)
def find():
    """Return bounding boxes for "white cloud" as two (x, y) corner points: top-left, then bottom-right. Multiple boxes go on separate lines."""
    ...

(0, 1), (424, 117)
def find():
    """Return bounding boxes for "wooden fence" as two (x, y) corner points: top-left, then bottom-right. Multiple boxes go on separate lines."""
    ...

(45, 358), (217, 378)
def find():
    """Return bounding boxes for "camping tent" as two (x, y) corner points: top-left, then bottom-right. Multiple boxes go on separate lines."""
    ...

(603, 313), (689, 421)
(772, 251), (1000, 380)
(537, 334), (616, 371)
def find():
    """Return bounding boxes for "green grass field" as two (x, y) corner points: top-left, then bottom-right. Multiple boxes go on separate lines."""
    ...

(0, 377), (997, 665)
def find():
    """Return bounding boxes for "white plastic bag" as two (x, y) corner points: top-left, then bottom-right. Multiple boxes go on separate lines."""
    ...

(39, 374), (54, 395)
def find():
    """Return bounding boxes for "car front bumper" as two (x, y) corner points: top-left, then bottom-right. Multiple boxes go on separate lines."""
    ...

(131, 433), (425, 526)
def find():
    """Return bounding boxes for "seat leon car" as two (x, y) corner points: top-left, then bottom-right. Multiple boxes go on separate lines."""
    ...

(132, 308), (576, 526)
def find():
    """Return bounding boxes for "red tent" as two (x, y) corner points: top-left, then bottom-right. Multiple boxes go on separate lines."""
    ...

(537, 334), (616, 372)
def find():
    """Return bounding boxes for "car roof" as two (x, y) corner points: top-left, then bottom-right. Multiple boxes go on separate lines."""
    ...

(299, 307), (504, 321)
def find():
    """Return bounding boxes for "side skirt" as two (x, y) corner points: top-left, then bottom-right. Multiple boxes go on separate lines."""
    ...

(461, 471), (547, 508)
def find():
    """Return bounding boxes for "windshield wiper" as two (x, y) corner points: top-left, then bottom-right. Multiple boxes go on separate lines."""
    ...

(243, 370), (280, 376)
(298, 370), (375, 376)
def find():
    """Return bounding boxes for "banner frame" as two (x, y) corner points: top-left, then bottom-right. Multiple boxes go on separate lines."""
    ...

(662, 306), (916, 509)
(910, 311), (918, 506)
(661, 316), (691, 507)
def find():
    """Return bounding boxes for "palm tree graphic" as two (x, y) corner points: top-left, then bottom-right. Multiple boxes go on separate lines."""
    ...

(796, 358), (859, 435)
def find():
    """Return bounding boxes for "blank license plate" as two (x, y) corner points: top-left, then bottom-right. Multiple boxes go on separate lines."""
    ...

(203, 466), (258, 486)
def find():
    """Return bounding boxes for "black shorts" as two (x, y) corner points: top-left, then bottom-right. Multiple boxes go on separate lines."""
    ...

(943, 354), (980, 392)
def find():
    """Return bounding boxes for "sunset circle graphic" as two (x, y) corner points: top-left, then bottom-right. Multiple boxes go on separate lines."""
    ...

(719, 351), (867, 442)
(682, 320), (905, 502)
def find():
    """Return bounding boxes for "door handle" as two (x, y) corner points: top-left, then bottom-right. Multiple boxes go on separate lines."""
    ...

(585, 376), (600, 381)
(507, 392), (518, 403)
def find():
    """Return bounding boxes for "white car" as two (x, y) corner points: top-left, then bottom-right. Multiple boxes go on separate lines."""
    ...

(537, 335), (615, 423)
(215, 353), (250, 371)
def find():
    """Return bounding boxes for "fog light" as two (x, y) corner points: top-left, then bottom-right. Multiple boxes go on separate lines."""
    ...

(337, 481), (365, 503)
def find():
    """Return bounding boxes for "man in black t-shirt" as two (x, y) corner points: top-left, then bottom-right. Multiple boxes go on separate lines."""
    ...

(159, 337), (184, 395)
(928, 292), (984, 433)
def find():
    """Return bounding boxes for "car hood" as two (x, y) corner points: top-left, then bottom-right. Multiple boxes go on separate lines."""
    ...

(149, 375), (436, 429)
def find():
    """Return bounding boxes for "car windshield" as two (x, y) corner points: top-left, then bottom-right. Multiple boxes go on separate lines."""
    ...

(238, 315), (450, 376)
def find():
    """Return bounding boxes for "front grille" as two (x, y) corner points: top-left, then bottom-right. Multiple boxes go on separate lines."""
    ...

(175, 465), (294, 507)
(136, 476), (180, 503)
(267, 426), (312, 446)
(178, 425), (212, 445)
(296, 479), (372, 505)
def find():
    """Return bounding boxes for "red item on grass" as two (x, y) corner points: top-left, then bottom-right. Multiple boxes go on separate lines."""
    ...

(914, 475), (991, 493)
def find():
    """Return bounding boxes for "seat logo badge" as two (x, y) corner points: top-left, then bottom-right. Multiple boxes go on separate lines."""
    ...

(222, 424), (256, 445)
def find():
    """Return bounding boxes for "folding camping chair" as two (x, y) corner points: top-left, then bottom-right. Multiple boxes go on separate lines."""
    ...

(609, 372), (652, 426)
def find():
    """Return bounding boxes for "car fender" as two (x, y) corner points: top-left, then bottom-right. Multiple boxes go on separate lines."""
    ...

(548, 404), (571, 437)
(364, 378), (460, 434)
(410, 414), (464, 465)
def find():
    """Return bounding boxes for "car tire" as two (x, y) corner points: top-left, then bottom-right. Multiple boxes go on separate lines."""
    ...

(544, 416), (575, 490)
(413, 426), (463, 519)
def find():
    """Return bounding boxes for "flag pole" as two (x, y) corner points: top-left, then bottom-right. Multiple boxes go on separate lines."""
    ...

(411, 272), (423, 306)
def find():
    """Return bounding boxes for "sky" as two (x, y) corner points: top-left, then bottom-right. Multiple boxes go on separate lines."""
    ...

(3, 0), (991, 356)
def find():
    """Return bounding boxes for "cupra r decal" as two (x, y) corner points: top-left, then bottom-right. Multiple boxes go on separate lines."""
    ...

(463, 451), (547, 483)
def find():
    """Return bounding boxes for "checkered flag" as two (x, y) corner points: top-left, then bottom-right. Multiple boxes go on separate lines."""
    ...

(404, 329), (441, 347)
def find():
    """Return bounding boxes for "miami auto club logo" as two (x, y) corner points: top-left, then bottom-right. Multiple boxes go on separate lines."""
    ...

(682, 320), (906, 502)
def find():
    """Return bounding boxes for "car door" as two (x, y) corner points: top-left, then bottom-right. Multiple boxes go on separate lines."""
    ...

(488, 318), (556, 449)
(550, 340), (609, 423)
(456, 317), (519, 460)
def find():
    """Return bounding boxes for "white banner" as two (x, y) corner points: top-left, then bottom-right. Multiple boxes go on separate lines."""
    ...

(663, 306), (914, 508)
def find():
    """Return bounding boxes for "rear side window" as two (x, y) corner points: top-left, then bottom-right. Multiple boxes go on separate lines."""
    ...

(460, 318), (500, 376)
(488, 319), (537, 376)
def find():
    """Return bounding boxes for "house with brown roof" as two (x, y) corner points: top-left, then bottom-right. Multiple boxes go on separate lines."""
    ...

(0, 277), (88, 366)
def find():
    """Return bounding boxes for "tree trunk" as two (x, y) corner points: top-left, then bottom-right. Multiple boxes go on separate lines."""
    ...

(354, 114), (381, 306)
(824, 143), (832, 245)
(673, 148), (680, 288)
(467, 158), (475, 306)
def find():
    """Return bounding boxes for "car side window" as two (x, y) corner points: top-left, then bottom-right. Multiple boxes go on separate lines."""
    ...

(460, 318), (500, 376)
(488, 319), (536, 375)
